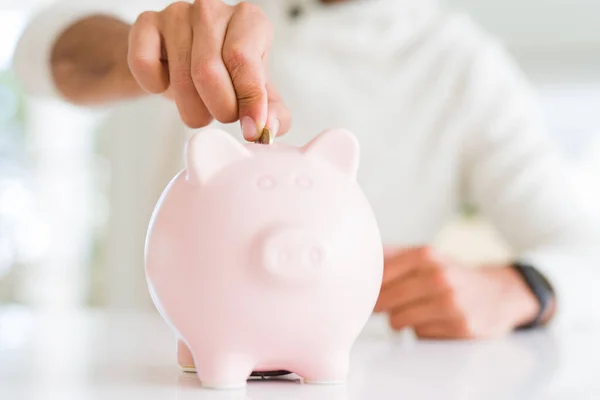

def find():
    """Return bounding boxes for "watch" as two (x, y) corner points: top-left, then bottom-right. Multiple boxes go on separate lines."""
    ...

(511, 262), (556, 330)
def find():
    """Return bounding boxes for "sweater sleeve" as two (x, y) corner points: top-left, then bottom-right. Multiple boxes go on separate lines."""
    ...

(11, 0), (171, 99)
(460, 39), (600, 325)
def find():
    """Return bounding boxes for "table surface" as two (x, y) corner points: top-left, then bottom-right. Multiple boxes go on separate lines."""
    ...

(1, 306), (599, 400)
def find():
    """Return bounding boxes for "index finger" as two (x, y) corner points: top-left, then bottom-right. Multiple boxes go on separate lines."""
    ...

(222, 2), (272, 140)
(128, 11), (169, 94)
(382, 247), (439, 286)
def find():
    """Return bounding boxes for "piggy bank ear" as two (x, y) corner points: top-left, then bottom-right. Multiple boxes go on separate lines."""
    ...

(185, 128), (250, 184)
(302, 128), (360, 178)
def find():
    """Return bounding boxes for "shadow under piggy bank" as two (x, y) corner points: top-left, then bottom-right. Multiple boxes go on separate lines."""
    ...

(176, 372), (349, 400)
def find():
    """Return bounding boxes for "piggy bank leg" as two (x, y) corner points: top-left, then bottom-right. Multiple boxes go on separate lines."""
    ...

(190, 349), (254, 389)
(297, 352), (350, 385)
(177, 340), (196, 373)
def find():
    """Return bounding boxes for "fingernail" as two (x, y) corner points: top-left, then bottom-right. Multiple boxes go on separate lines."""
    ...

(270, 119), (280, 137)
(241, 117), (259, 141)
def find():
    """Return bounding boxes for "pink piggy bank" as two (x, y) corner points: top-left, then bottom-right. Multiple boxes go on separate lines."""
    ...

(144, 128), (383, 389)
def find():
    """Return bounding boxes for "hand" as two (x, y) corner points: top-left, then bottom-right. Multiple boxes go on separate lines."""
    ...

(374, 247), (540, 339)
(128, 0), (291, 138)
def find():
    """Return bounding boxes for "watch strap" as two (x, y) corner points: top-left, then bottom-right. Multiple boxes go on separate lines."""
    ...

(511, 262), (556, 330)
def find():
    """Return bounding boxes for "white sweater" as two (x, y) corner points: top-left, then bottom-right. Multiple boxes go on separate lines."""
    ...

(13, 0), (600, 321)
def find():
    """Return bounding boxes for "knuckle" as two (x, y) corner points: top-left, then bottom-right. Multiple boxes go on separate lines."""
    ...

(180, 110), (213, 129)
(223, 46), (251, 74)
(191, 59), (221, 85)
(175, 48), (192, 65)
(163, 1), (191, 17)
(135, 11), (158, 26)
(171, 69), (194, 92)
(192, 0), (215, 18)
(237, 85), (266, 105)
(193, 0), (232, 18)
(215, 111), (238, 124)
(236, 2), (272, 38)
(430, 269), (450, 291)
(193, 0), (221, 7)
(235, 1), (260, 15)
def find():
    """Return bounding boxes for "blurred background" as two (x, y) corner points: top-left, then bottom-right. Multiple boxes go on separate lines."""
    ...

(0, 0), (599, 316)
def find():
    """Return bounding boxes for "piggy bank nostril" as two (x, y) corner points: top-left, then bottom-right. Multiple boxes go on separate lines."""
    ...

(278, 250), (292, 265)
(308, 247), (324, 266)
(295, 176), (313, 189)
(261, 228), (326, 275)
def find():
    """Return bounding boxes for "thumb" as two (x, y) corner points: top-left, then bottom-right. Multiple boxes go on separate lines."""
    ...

(238, 80), (268, 141)
(223, 50), (268, 141)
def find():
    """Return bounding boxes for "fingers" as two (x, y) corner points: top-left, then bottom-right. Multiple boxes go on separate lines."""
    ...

(129, 0), (289, 135)
(375, 246), (460, 333)
(374, 269), (450, 313)
(190, 0), (238, 123)
(128, 11), (169, 94)
(381, 247), (440, 286)
(388, 295), (460, 332)
(161, 2), (212, 128)
(376, 247), (519, 340)
(414, 320), (473, 340)
(223, 2), (273, 140)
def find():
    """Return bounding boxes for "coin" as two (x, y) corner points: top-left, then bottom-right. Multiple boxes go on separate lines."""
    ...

(255, 127), (274, 145)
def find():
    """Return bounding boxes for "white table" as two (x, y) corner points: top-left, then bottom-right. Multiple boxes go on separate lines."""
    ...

(1, 306), (599, 400)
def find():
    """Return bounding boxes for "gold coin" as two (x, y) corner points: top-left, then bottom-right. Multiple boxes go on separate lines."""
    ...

(255, 127), (273, 145)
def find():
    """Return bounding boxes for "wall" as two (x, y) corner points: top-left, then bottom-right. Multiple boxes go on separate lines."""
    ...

(445, 0), (600, 47)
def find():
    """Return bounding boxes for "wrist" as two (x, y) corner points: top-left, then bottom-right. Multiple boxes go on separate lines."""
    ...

(510, 262), (557, 329)
(495, 266), (541, 328)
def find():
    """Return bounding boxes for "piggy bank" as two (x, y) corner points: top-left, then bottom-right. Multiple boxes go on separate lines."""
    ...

(144, 128), (383, 389)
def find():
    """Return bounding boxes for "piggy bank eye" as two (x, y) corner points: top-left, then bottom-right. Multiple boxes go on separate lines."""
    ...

(257, 175), (277, 190)
(295, 176), (313, 189)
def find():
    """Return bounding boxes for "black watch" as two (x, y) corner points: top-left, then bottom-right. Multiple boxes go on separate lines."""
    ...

(511, 262), (556, 330)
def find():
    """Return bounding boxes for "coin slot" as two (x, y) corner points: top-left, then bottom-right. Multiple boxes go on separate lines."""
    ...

(308, 247), (324, 267)
(278, 250), (292, 265)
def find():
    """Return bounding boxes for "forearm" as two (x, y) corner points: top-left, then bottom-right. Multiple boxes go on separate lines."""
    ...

(51, 15), (144, 105)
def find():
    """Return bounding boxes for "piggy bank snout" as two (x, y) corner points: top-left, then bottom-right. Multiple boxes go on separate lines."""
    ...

(261, 228), (326, 278)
